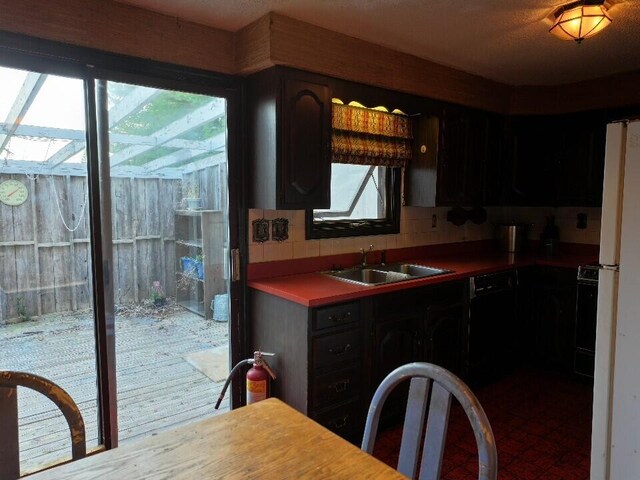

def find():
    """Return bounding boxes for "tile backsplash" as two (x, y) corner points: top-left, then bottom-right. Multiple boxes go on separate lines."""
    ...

(247, 206), (602, 263)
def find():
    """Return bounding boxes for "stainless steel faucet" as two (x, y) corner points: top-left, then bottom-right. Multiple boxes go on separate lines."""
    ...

(360, 245), (374, 268)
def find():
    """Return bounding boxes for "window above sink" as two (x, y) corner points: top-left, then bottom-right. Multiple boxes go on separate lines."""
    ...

(307, 99), (410, 240)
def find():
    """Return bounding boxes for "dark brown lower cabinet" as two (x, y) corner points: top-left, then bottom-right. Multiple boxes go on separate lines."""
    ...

(425, 301), (467, 376)
(249, 267), (580, 442)
(250, 280), (468, 442)
(370, 281), (468, 425)
(373, 315), (424, 424)
(250, 292), (366, 443)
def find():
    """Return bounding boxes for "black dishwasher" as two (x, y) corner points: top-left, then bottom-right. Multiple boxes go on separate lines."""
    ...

(468, 270), (518, 385)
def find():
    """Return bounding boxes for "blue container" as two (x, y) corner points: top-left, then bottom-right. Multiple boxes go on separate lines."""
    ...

(181, 257), (196, 276)
(211, 294), (229, 322)
(195, 261), (204, 280)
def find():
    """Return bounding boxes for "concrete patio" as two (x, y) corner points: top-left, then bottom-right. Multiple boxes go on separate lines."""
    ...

(0, 306), (229, 475)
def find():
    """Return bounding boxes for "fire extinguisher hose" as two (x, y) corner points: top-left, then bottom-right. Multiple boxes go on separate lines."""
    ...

(214, 358), (252, 409)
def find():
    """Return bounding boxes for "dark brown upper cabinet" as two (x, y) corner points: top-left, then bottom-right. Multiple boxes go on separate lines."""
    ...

(554, 113), (606, 207)
(503, 114), (606, 207)
(248, 67), (332, 210)
(407, 106), (495, 207)
(436, 107), (487, 206)
(503, 116), (559, 206)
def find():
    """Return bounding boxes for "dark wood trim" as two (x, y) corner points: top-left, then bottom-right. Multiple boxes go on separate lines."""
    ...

(86, 77), (119, 449)
(226, 80), (247, 409)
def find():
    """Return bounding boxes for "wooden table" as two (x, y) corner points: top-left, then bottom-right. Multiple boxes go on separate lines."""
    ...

(29, 398), (406, 479)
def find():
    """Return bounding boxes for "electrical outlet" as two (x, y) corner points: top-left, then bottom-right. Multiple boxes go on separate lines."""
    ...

(577, 213), (587, 230)
(431, 214), (437, 228)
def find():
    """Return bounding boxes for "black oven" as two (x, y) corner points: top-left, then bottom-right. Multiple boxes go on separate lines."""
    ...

(574, 265), (599, 378)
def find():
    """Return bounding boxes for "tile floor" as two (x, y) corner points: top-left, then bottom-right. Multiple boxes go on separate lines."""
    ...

(373, 368), (593, 480)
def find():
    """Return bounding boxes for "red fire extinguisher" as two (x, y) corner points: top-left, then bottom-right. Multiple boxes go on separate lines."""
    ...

(215, 351), (276, 409)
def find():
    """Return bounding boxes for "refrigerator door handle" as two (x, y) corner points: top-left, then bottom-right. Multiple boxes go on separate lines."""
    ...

(598, 264), (620, 272)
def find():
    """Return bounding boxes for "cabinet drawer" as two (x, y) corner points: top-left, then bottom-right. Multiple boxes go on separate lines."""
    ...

(311, 366), (361, 409)
(313, 329), (361, 369)
(313, 302), (360, 331)
(311, 401), (362, 440)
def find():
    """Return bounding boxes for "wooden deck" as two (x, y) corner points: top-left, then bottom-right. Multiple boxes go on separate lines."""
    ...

(0, 309), (229, 475)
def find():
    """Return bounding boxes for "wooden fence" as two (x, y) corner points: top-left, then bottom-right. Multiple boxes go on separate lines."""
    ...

(0, 164), (227, 322)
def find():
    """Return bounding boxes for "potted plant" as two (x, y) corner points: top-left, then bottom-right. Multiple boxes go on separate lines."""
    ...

(149, 281), (166, 306)
(194, 254), (204, 280)
(183, 178), (201, 210)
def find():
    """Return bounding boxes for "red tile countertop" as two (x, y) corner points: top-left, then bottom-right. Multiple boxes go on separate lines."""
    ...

(247, 242), (598, 308)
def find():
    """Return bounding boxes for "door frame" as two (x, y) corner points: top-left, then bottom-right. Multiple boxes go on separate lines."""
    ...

(0, 30), (247, 451)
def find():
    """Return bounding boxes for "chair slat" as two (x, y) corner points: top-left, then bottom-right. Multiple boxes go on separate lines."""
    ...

(0, 386), (20, 480)
(419, 381), (452, 480)
(397, 377), (431, 478)
(361, 363), (497, 480)
(0, 371), (86, 477)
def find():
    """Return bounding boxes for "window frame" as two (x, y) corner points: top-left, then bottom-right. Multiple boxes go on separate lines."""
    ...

(306, 166), (401, 239)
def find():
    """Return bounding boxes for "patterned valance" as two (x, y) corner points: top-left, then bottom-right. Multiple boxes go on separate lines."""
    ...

(332, 103), (413, 168)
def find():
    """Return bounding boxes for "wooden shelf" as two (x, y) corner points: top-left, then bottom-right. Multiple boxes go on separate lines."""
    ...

(177, 299), (205, 316)
(175, 209), (217, 217)
(174, 210), (226, 320)
(176, 239), (203, 248)
(176, 271), (204, 283)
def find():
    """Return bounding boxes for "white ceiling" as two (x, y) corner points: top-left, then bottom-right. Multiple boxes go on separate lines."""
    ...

(116, 0), (640, 86)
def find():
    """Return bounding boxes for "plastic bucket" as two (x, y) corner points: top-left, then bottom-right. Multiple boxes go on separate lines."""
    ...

(211, 294), (229, 322)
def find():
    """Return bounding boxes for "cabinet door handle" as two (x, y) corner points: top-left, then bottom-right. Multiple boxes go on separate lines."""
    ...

(329, 343), (351, 355)
(329, 379), (350, 393)
(329, 415), (349, 430)
(328, 312), (351, 324)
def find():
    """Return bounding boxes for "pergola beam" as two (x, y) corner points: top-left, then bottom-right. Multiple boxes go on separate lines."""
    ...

(109, 100), (225, 167)
(125, 132), (226, 173)
(47, 85), (162, 168)
(0, 158), (182, 179)
(0, 123), (217, 150)
(182, 151), (227, 174)
(47, 141), (85, 168)
(0, 72), (47, 157)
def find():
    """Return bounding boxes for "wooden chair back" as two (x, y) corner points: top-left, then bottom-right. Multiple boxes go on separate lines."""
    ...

(362, 362), (497, 480)
(0, 371), (86, 479)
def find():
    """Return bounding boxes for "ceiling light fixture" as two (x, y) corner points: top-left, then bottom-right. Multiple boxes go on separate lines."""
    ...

(550, 0), (612, 43)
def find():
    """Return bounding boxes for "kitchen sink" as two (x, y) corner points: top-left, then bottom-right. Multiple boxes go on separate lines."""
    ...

(325, 263), (452, 286)
(382, 263), (452, 278)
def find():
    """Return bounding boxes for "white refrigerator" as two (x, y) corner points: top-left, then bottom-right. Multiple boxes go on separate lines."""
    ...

(591, 120), (640, 480)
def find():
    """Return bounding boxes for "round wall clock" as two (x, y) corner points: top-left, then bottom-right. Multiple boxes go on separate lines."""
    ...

(0, 180), (29, 206)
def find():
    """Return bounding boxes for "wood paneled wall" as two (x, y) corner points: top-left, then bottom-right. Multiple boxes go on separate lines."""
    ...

(0, 2), (639, 115)
(0, 0), (234, 74)
(234, 15), (272, 75)
(235, 13), (511, 113)
(511, 72), (640, 115)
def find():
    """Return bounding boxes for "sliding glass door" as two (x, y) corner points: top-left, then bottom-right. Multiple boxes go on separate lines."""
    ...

(0, 53), (240, 475)
(0, 66), (100, 474)
(99, 79), (232, 444)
